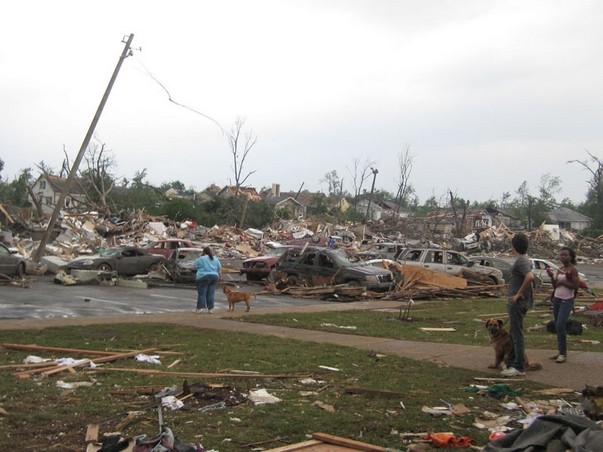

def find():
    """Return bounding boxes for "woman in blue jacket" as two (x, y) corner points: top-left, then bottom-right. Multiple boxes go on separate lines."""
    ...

(194, 246), (222, 313)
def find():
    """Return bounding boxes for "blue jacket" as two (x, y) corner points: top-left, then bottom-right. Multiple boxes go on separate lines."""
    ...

(194, 255), (221, 280)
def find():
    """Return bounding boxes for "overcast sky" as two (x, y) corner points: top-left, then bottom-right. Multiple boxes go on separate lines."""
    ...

(2, 0), (602, 205)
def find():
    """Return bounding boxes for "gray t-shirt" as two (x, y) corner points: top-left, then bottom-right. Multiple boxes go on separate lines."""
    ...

(508, 254), (533, 308)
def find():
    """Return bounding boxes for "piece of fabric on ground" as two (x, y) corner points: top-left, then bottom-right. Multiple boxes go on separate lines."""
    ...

(483, 414), (603, 451)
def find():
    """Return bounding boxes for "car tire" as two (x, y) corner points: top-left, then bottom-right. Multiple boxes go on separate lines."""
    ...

(97, 263), (112, 272)
(347, 280), (362, 287)
(489, 276), (499, 285)
(15, 263), (25, 279)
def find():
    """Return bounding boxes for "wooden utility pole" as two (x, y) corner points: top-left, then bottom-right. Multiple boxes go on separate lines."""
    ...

(364, 167), (378, 223)
(33, 34), (135, 261)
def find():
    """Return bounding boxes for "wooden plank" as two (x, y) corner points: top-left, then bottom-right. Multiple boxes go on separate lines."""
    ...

(266, 440), (324, 451)
(419, 327), (456, 332)
(402, 265), (467, 290)
(15, 347), (157, 379)
(312, 433), (388, 452)
(345, 386), (405, 399)
(167, 359), (181, 369)
(85, 424), (99, 442)
(96, 367), (309, 379)
(1, 343), (123, 356)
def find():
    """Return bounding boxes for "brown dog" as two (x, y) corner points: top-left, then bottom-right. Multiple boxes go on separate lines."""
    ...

(485, 319), (542, 371)
(223, 285), (254, 312)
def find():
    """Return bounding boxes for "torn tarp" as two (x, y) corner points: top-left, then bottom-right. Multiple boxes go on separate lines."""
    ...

(484, 414), (603, 451)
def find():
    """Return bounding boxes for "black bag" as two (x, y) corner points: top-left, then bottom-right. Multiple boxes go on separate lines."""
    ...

(546, 319), (583, 335)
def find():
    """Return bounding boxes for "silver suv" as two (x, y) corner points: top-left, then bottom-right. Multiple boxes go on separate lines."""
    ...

(399, 248), (505, 285)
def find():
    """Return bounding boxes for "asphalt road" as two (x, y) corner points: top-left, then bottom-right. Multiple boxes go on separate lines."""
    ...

(2, 263), (601, 321)
(0, 273), (322, 320)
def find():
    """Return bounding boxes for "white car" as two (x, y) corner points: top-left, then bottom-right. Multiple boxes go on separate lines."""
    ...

(399, 248), (505, 285)
(530, 258), (588, 286)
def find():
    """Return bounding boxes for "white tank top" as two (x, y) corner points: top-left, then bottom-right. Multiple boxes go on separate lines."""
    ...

(553, 272), (575, 300)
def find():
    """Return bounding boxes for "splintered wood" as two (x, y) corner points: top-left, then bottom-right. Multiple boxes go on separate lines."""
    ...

(0, 343), (157, 379)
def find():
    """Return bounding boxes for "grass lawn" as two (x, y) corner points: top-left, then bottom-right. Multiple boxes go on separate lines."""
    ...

(0, 294), (600, 450)
(241, 296), (603, 352)
(0, 320), (572, 451)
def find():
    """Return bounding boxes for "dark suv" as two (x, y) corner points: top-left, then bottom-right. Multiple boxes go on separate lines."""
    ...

(273, 246), (393, 292)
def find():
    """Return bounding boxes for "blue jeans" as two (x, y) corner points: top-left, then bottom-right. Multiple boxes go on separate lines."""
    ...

(552, 297), (574, 355)
(196, 275), (219, 310)
(506, 302), (528, 372)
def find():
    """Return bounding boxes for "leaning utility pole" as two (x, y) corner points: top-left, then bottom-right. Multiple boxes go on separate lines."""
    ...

(33, 34), (135, 261)
(364, 167), (378, 223)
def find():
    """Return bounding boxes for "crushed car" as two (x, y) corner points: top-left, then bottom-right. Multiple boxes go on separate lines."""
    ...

(66, 246), (166, 276)
(165, 247), (204, 283)
(144, 239), (194, 258)
(240, 245), (297, 281)
(272, 246), (394, 292)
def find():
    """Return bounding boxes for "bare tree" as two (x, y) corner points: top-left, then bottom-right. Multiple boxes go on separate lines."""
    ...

(78, 139), (119, 214)
(448, 190), (469, 235)
(568, 151), (603, 228)
(394, 145), (415, 212)
(347, 158), (374, 209)
(321, 170), (343, 197)
(228, 117), (257, 195)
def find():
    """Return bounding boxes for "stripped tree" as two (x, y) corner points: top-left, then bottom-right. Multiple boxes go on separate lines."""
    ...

(568, 151), (603, 229)
(227, 117), (257, 196)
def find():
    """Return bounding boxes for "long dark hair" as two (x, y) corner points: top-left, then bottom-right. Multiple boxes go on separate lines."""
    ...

(203, 246), (214, 260)
(560, 246), (577, 265)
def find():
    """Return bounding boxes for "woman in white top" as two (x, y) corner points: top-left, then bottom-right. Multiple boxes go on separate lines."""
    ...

(546, 247), (580, 364)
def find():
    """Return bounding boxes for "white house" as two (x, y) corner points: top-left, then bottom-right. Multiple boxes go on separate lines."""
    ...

(29, 174), (87, 214)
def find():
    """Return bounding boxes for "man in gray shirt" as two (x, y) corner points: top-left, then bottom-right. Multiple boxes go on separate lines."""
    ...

(502, 232), (535, 377)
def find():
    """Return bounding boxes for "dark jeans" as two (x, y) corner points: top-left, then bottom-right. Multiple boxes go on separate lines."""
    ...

(196, 275), (219, 310)
(552, 297), (574, 355)
(507, 302), (528, 372)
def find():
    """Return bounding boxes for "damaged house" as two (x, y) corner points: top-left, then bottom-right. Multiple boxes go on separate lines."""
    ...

(377, 201), (412, 218)
(29, 174), (87, 215)
(548, 206), (592, 231)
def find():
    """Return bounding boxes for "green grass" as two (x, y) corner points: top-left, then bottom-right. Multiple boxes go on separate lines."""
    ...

(0, 322), (561, 451)
(242, 296), (603, 352)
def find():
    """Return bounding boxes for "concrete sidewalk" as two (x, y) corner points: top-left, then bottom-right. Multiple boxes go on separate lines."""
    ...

(1, 300), (600, 391)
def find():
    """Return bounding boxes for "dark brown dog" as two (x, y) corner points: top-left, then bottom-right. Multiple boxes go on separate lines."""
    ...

(223, 285), (254, 312)
(485, 319), (542, 371)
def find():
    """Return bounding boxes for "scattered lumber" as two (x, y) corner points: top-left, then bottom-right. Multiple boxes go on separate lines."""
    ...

(94, 367), (310, 379)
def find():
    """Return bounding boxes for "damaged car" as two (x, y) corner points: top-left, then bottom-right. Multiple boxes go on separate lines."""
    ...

(399, 248), (505, 285)
(355, 242), (407, 261)
(66, 246), (166, 276)
(144, 239), (194, 258)
(0, 244), (26, 278)
(240, 245), (297, 281)
(272, 246), (394, 292)
(165, 247), (204, 283)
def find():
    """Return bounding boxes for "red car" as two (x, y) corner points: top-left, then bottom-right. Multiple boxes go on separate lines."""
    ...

(145, 239), (194, 258)
(240, 246), (297, 281)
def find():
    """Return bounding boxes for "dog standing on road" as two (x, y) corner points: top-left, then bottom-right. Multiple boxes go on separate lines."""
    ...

(485, 318), (542, 371)
(223, 285), (254, 312)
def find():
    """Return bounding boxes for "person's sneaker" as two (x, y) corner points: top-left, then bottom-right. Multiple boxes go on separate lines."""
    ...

(208, 309), (214, 314)
(195, 309), (205, 313)
(549, 353), (560, 360)
(555, 354), (566, 363)
(501, 367), (526, 377)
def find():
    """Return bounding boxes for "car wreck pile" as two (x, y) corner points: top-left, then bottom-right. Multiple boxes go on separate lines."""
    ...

(2, 209), (602, 300)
